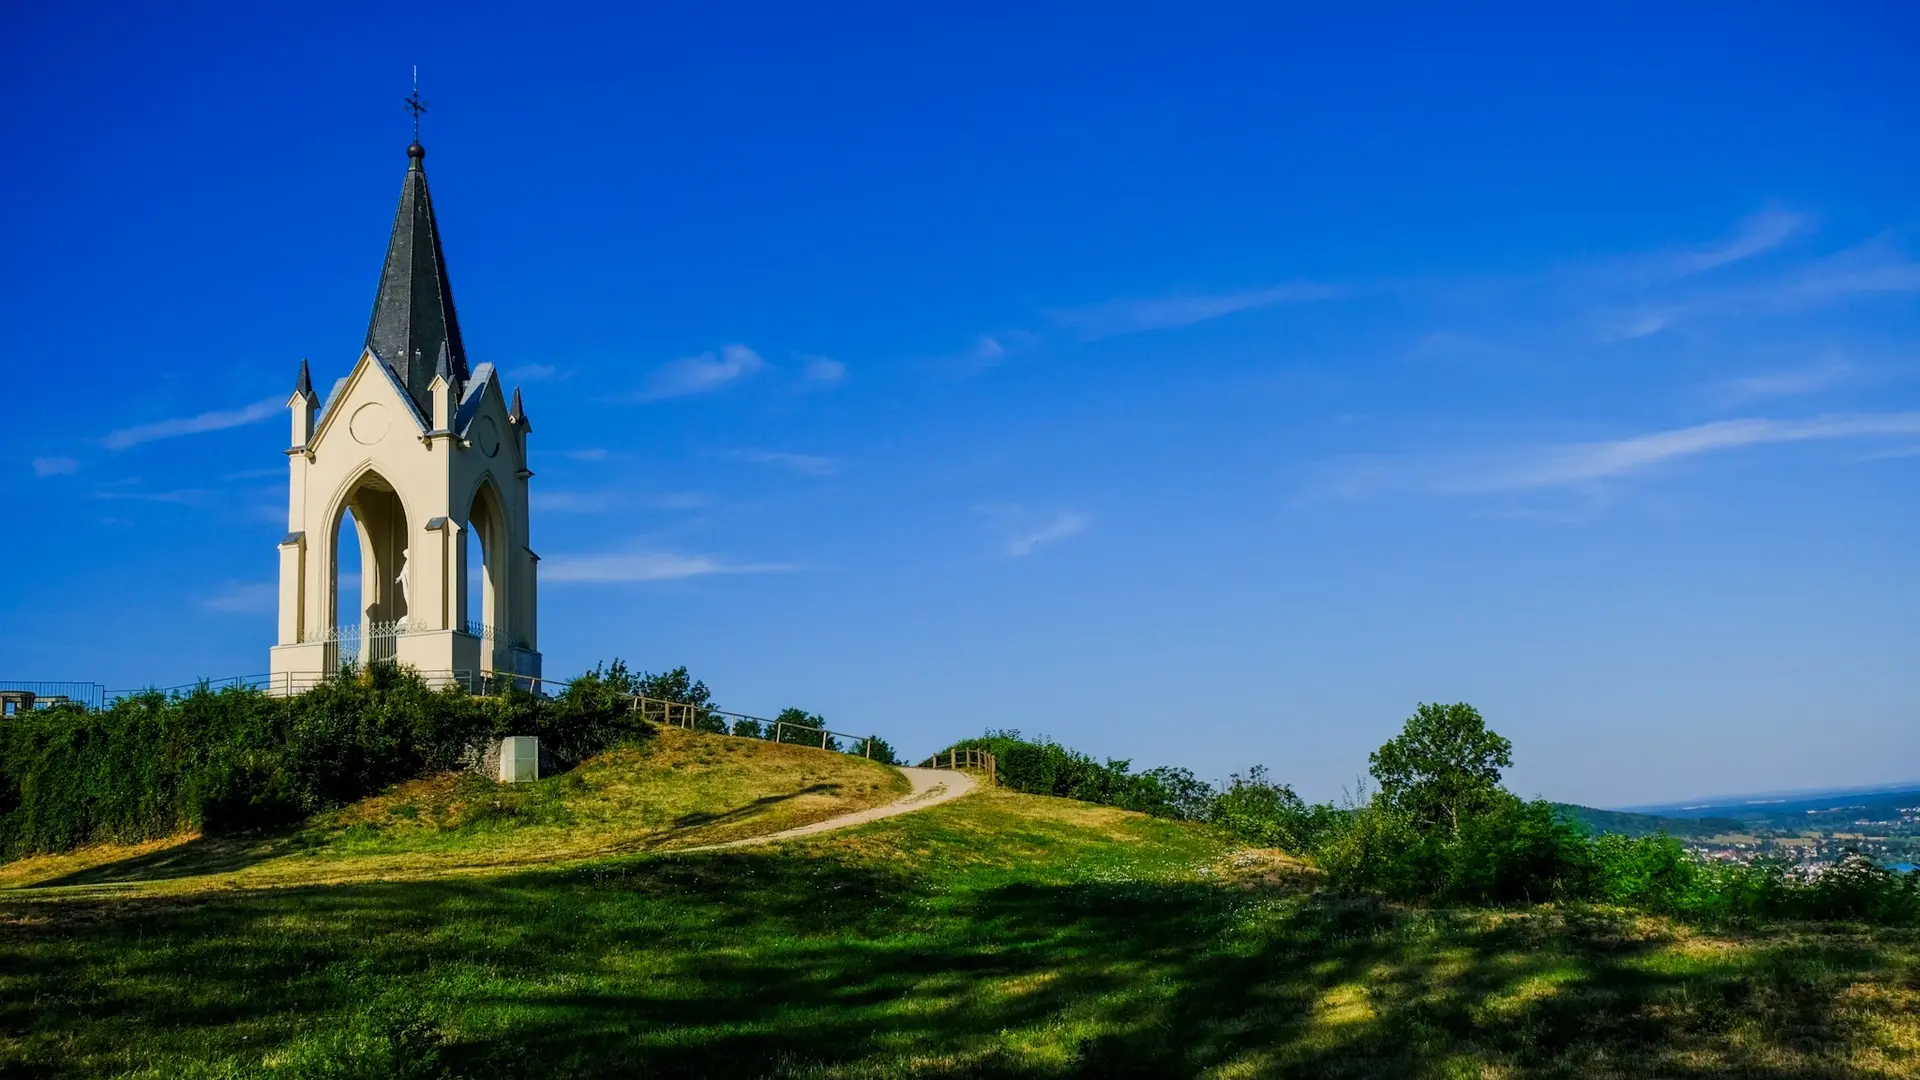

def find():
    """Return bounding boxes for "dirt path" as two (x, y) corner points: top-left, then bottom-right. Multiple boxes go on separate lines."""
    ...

(678, 767), (978, 852)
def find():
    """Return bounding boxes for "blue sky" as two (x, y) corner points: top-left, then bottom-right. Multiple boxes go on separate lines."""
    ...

(3, 3), (1917, 805)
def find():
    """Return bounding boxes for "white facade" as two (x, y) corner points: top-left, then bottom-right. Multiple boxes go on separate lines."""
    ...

(268, 142), (540, 690)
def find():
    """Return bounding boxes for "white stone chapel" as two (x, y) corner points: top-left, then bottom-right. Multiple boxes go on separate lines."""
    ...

(268, 139), (540, 690)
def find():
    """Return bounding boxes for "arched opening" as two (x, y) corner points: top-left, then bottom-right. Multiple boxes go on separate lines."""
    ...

(462, 477), (509, 661)
(327, 470), (410, 667)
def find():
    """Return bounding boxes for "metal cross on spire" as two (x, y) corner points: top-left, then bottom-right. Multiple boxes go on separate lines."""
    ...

(404, 65), (428, 141)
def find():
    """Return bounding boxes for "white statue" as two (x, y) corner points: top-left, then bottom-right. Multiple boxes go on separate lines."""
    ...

(394, 551), (411, 610)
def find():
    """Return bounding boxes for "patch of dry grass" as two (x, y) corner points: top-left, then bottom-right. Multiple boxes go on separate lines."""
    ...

(0, 728), (908, 897)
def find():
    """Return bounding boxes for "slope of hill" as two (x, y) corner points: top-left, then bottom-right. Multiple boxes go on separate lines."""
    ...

(2, 734), (1915, 1078)
(0, 727), (907, 895)
(1551, 802), (1746, 838)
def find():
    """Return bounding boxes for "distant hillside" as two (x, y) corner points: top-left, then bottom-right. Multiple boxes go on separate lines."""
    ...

(1624, 786), (1920, 830)
(1552, 803), (1745, 838)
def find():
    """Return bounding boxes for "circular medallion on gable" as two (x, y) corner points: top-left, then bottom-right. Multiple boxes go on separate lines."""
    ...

(349, 403), (389, 445)
(474, 416), (501, 457)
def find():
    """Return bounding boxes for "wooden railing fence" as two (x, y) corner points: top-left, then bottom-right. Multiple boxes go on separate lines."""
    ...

(918, 747), (997, 785)
(632, 695), (890, 759)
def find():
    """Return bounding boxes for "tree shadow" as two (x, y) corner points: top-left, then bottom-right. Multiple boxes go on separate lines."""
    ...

(668, 783), (841, 831)
(1, 852), (1909, 1078)
(27, 829), (306, 888)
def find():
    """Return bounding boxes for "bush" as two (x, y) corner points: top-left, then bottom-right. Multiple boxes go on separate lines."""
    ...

(849, 734), (900, 765)
(1207, 766), (1335, 847)
(0, 663), (644, 859)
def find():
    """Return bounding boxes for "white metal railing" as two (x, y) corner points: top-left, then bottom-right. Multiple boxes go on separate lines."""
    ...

(299, 619), (412, 665)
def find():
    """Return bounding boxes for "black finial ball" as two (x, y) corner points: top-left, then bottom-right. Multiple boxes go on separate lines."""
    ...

(408, 142), (426, 160)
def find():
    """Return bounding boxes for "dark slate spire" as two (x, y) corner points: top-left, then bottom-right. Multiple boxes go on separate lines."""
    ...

(509, 386), (525, 423)
(365, 141), (469, 417)
(294, 357), (315, 399)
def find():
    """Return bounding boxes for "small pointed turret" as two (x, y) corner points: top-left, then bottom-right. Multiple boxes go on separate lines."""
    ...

(365, 141), (469, 418)
(288, 357), (319, 450)
(509, 386), (525, 423)
(428, 344), (455, 432)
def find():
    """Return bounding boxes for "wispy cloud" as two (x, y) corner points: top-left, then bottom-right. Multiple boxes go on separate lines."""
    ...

(1717, 361), (1853, 404)
(104, 397), (280, 450)
(506, 362), (558, 383)
(200, 582), (276, 613)
(1601, 236), (1920, 341)
(1331, 412), (1920, 499)
(995, 510), (1091, 557)
(222, 467), (283, 481)
(532, 490), (708, 513)
(531, 491), (610, 513)
(1052, 282), (1346, 339)
(730, 449), (838, 477)
(637, 345), (766, 401)
(32, 456), (79, 477)
(92, 487), (214, 505)
(1653, 207), (1810, 279)
(543, 551), (794, 583)
(556, 448), (611, 462)
(801, 356), (847, 384)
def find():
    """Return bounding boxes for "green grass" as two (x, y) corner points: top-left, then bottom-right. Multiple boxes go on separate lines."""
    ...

(0, 728), (908, 896)
(2, 765), (1917, 1077)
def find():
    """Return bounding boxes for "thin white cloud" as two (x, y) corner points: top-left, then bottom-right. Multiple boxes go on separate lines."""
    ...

(200, 582), (277, 614)
(556, 448), (611, 462)
(1602, 237), (1920, 341)
(104, 397), (281, 450)
(1450, 413), (1920, 493)
(638, 345), (766, 401)
(532, 490), (708, 513)
(1052, 282), (1346, 339)
(801, 356), (847, 384)
(730, 449), (838, 477)
(32, 456), (79, 477)
(531, 491), (610, 513)
(91, 487), (213, 505)
(1003, 511), (1091, 557)
(1717, 361), (1853, 404)
(506, 362), (558, 383)
(1658, 208), (1810, 278)
(543, 551), (794, 583)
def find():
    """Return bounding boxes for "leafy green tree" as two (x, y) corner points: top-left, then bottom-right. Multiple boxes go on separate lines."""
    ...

(1368, 702), (1512, 839)
(1206, 766), (1333, 847)
(849, 734), (899, 764)
(635, 666), (726, 732)
(772, 707), (838, 750)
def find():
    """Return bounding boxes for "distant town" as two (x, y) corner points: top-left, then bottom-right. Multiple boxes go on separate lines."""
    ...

(1563, 785), (1920, 879)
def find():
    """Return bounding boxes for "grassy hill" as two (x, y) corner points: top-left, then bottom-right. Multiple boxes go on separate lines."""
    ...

(2, 731), (1916, 1078)
(1551, 802), (1747, 839)
(0, 727), (906, 895)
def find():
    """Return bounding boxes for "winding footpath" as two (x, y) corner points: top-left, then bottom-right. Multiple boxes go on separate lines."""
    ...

(679, 767), (978, 853)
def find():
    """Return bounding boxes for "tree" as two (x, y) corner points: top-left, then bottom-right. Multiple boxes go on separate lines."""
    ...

(851, 734), (899, 764)
(772, 707), (838, 751)
(636, 666), (725, 733)
(1368, 702), (1512, 839)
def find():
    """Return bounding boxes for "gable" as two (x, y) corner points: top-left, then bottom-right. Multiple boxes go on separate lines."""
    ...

(308, 349), (433, 453)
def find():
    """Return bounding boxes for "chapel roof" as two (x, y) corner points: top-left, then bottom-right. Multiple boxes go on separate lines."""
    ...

(364, 141), (469, 417)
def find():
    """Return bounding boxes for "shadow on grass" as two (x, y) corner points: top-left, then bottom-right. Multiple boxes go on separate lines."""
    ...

(669, 783), (842, 831)
(1, 852), (1910, 1078)
(28, 829), (305, 889)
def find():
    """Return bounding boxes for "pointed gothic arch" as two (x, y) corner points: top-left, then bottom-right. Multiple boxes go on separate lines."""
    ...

(462, 471), (510, 641)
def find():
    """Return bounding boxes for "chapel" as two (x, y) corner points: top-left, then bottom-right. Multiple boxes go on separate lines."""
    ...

(268, 139), (541, 690)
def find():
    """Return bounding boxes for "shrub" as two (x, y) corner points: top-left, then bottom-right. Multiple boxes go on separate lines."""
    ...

(0, 663), (645, 859)
(1207, 766), (1334, 847)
